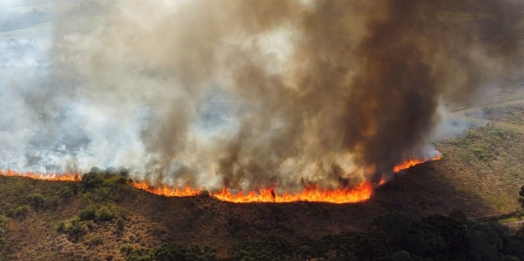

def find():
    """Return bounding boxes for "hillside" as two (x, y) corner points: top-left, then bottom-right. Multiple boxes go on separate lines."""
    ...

(0, 126), (523, 260)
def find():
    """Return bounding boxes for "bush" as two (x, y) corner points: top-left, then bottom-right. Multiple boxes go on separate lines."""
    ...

(86, 235), (103, 247)
(62, 217), (88, 242)
(55, 221), (66, 233)
(120, 244), (134, 255)
(229, 235), (292, 261)
(78, 205), (97, 221)
(127, 248), (154, 261)
(81, 171), (105, 190)
(48, 195), (60, 209)
(154, 243), (217, 261)
(117, 217), (125, 232)
(59, 188), (74, 200)
(26, 193), (46, 209)
(97, 206), (114, 222)
(0, 215), (10, 228)
(13, 205), (30, 218)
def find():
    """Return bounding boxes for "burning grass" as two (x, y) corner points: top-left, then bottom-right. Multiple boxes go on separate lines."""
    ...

(0, 156), (441, 204)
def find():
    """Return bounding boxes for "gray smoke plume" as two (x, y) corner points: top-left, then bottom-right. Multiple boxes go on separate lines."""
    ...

(0, 0), (522, 191)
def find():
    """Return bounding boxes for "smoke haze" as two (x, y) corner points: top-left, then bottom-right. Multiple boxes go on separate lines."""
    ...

(0, 0), (523, 191)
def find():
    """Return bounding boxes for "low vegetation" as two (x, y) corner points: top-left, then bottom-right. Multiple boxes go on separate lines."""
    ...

(0, 126), (521, 260)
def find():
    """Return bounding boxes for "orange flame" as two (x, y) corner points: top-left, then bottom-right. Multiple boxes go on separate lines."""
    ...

(0, 169), (81, 181)
(0, 155), (441, 204)
(211, 183), (374, 204)
(132, 181), (202, 197)
(131, 155), (442, 204)
(393, 155), (442, 173)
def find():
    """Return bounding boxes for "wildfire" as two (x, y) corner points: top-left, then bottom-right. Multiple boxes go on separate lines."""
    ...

(0, 169), (81, 182)
(131, 154), (442, 204)
(211, 183), (374, 204)
(393, 155), (442, 172)
(0, 155), (441, 204)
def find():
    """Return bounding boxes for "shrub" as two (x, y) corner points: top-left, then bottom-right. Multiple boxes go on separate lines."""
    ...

(0, 215), (10, 228)
(55, 221), (66, 233)
(48, 195), (60, 209)
(59, 188), (74, 199)
(14, 205), (30, 218)
(86, 235), (103, 247)
(81, 171), (105, 190)
(78, 205), (97, 221)
(127, 248), (154, 261)
(120, 244), (134, 255)
(97, 206), (114, 222)
(117, 217), (125, 232)
(26, 193), (46, 209)
(229, 235), (292, 261)
(63, 217), (88, 241)
(154, 243), (217, 261)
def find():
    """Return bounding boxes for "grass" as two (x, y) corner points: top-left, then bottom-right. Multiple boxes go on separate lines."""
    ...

(0, 123), (521, 259)
(436, 126), (524, 213)
(499, 217), (522, 224)
(470, 105), (524, 126)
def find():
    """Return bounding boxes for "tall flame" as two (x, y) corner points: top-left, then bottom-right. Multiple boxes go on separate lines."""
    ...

(130, 155), (442, 204)
(0, 155), (441, 204)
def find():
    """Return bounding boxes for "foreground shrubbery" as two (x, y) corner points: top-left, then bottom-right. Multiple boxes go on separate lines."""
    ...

(122, 243), (217, 261)
(229, 213), (524, 261)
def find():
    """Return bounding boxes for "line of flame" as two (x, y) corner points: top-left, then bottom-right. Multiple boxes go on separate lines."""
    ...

(130, 155), (442, 204)
(0, 155), (441, 204)
(393, 155), (442, 172)
(0, 169), (81, 181)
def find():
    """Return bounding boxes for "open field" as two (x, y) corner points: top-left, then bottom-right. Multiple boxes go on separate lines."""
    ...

(467, 104), (524, 126)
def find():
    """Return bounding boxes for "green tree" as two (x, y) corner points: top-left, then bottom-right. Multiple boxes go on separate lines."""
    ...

(467, 223), (503, 261)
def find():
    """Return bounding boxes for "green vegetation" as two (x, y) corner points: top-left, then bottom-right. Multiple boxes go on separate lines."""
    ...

(0, 215), (10, 251)
(229, 214), (524, 261)
(0, 125), (521, 260)
(124, 243), (216, 261)
(437, 126), (524, 212)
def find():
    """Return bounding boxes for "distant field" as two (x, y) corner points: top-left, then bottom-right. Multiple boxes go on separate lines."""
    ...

(435, 126), (524, 213)
(0, 21), (54, 39)
(5, 3), (78, 13)
(467, 105), (524, 126)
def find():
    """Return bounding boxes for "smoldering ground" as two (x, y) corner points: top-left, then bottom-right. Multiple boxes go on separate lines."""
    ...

(0, 0), (522, 191)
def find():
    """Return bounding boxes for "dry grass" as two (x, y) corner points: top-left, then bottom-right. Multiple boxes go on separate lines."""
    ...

(0, 125), (523, 260)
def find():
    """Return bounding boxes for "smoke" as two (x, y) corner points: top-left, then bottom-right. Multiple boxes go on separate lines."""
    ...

(0, 0), (522, 191)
